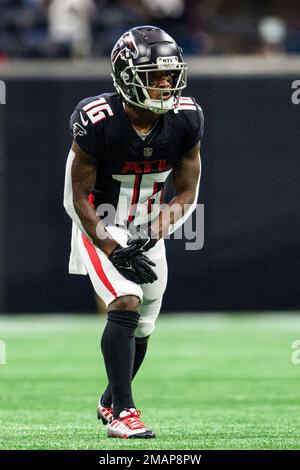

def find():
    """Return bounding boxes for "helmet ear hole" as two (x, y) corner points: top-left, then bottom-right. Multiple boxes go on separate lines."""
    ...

(120, 70), (131, 84)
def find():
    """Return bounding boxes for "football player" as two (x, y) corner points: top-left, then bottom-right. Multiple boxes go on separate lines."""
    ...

(64, 25), (204, 439)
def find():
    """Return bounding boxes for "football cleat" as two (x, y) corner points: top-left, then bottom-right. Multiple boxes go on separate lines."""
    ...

(97, 398), (113, 425)
(107, 408), (155, 439)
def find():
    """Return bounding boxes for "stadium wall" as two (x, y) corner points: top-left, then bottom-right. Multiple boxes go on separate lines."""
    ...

(1, 60), (300, 312)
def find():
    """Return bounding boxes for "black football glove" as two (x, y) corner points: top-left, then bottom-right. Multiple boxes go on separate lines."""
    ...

(109, 246), (158, 284)
(112, 223), (158, 261)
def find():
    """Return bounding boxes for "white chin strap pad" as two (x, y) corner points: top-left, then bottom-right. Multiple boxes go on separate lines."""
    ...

(143, 96), (175, 113)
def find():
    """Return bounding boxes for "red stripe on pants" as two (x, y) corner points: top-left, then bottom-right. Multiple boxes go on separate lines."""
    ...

(82, 234), (117, 299)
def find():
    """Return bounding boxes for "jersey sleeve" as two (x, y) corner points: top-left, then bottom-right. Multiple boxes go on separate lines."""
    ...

(181, 99), (204, 153)
(69, 100), (101, 158)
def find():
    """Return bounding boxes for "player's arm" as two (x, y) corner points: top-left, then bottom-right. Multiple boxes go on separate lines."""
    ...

(151, 142), (201, 239)
(63, 141), (118, 256)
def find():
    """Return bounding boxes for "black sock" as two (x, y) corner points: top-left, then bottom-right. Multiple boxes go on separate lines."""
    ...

(101, 336), (149, 408)
(132, 336), (149, 379)
(100, 310), (139, 418)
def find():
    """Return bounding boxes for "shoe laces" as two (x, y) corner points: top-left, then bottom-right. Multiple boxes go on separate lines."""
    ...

(101, 404), (113, 413)
(119, 408), (146, 430)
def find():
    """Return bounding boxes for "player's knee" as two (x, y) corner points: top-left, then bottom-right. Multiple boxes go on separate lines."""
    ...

(135, 321), (155, 338)
(107, 295), (140, 313)
(135, 335), (150, 345)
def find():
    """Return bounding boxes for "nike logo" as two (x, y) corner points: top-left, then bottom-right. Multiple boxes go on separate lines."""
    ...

(80, 111), (89, 126)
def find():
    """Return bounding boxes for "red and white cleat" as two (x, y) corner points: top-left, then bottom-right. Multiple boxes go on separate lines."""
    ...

(97, 398), (113, 425)
(107, 408), (155, 439)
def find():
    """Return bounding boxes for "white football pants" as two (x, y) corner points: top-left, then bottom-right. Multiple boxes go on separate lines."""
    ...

(76, 225), (168, 337)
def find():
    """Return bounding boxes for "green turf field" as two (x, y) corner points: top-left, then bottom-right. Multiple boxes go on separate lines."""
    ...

(0, 313), (300, 450)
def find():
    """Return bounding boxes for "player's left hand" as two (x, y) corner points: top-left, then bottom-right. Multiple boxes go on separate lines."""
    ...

(109, 247), (158, 284)
(112, 223), (158, 260)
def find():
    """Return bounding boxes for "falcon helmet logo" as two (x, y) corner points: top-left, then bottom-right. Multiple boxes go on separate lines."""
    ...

(111, 32), (138, 65)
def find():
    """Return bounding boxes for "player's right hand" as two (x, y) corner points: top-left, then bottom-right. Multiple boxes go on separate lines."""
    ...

(109, 246), (158, 284)
(112, 223), (157, 261)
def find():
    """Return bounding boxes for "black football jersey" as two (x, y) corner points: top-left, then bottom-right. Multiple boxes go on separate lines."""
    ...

(69, 92), (204, 226)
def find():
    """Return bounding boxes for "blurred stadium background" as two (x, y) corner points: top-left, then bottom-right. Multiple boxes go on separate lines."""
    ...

(1, 0), (300, 450)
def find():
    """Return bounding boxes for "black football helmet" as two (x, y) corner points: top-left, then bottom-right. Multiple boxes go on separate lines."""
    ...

(111, 25), (187, 114)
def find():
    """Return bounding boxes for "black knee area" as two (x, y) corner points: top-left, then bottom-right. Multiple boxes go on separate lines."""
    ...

(135, 335), (150, 345)
(107, 310), (140, 329)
